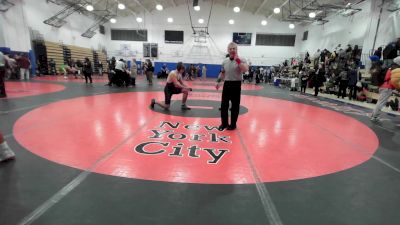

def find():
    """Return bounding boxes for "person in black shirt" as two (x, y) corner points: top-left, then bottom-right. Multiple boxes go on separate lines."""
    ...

(83, 57), (92, 84)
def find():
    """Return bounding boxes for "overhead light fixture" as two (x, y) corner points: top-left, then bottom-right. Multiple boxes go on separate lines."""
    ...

(194, 5), (200, 11)
(156, 4), (163, 11)
(86, 5), (94, 11)
(167, 17), (173, 23)
(118, 3), (125, 10)
(228, 19), (234, 25)
(198, 18), (204, 24)
(233, 6), (240, 13)
(273, 7), (280, 14)
(289, 23), (295, 29)
(110, 18), (117, 23)
(261, 20), (267, 26)
(309, 12), (316, 18)
(136, 17), (143, 23)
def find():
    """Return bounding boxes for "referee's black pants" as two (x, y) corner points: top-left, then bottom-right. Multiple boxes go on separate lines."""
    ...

(221, 81), (241, 127)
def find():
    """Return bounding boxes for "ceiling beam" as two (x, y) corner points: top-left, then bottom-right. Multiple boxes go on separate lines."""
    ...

(267, 0), (315, 18)
(241, 0), (248, 10)
(132, 0), (150, 13)
(254, 0), (269, 14)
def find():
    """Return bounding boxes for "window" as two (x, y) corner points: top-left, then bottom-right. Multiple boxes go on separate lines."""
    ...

(165, 30), (184, 44)
(302, 31), (308, 41)
(111, 29), (147, 41)
(255, 34), (296, 46)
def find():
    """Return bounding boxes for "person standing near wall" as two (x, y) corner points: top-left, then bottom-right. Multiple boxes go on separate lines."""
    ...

(202, 65), (207, 80)
(371, 56), (400, 121)
(19, 54), (30, 80)
(337, 67), (349, 99)
(83, 57), (93, 84)
(106, 57), (116, 86)
(314, 64), (326, 96)
(0, 131), (15, 162)
(216, 42), (249, 131)
(347, 64), (359, 100)
(98, 60), (103, 76)
(145, 59), (154, 85)
(0, 51), (7, 98)
(130, 58), (137, 86)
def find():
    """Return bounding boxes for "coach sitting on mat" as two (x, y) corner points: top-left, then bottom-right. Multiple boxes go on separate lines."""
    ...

(216, 42), (249, 131)
(150, 62), (192, 110)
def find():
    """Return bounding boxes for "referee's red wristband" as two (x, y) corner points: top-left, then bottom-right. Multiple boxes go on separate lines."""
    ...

(235, 58), (241, 64)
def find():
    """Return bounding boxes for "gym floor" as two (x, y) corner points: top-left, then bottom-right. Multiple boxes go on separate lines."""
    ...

(1, 76), (399, 225)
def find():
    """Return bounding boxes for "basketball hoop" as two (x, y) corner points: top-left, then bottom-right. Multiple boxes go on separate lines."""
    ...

(193, 27), (208, 43)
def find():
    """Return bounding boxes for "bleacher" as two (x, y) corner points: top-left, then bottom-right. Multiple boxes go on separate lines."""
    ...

(44, 41), (64, 74)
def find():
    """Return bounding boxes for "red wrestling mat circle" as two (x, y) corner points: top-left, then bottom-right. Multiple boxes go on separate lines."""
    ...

(4, 81), (65, 98)
(13, 92), (379, 184)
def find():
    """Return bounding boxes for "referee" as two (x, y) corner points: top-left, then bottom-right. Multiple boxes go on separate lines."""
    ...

(216, 42), (249, 131)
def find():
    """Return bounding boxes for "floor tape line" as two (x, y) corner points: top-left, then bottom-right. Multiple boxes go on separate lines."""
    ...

(17, 109), (163, 225)
(237, 130), (283, 225)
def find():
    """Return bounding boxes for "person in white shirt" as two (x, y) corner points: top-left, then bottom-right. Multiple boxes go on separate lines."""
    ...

(216, 42), (249, 131)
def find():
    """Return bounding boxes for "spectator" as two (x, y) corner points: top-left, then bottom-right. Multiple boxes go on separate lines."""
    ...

(373, 47), (383, 60)
(83, 57), (93, 84)
(201, 65), (207, 80)
(371, 56), (400, 121)
(314, 64), (326, 96)
(337, 67), (349, 99)
(49, 58), (56, 75)
(0, 51), (6, 98)
(347, 65), (358, 100)
(145, 59), (154, 85)
(98, 61), (103, 76)
(130, 58), (137, 86)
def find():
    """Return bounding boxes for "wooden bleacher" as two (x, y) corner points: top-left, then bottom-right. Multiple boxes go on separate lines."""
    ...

(44, 41), (108, 75)
(65, 45), (108, 74)
(44, 41), (64, 73)
(67, 45), (94, 64)
(97, 51), (108, 73)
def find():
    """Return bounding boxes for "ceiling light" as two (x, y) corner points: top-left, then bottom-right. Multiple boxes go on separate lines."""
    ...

(118, 3), (125, 10)
(194, 5), (200, 11)
(261, 20), (267, 26)
(156, 4), (163, 11)
(309, 12), (316, 18)
(167, 17), (173, 23)
(233, 6), (240, 13)
(289, 23), (295, 29)
(110, 18), (116, 23)
(86, 5), (94, 11)
(273, 7), (280, 14)
(198, 18), (204, 24)
(228, 19), (234, 25)
(136, 17), (143, 23)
